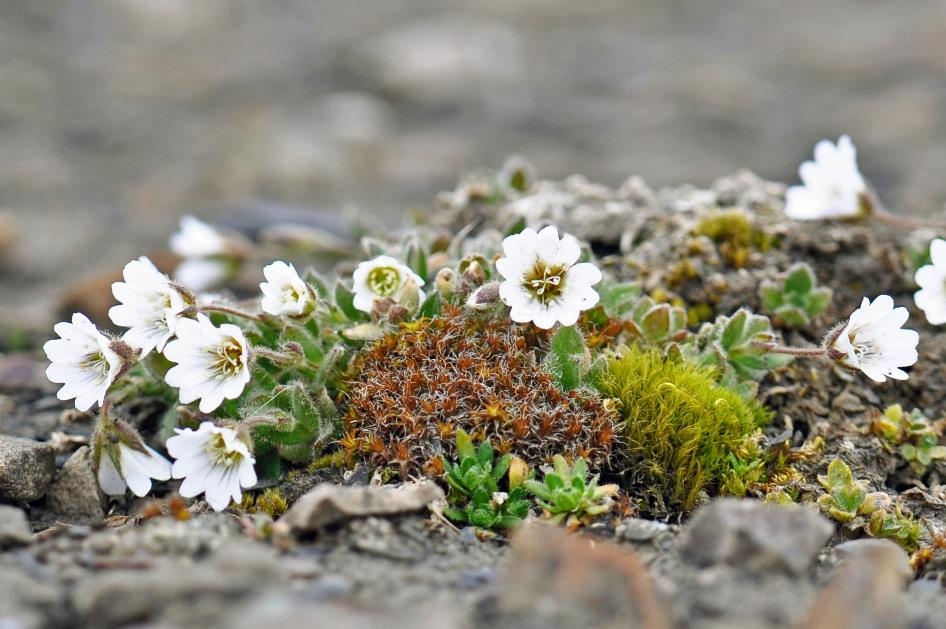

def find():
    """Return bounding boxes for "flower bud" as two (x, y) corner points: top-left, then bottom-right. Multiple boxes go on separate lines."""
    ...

(396, 277), (421, 313)
(465, 282), (501, 311)
(460, 259), (486, 286)
(435, 268), (457, 299)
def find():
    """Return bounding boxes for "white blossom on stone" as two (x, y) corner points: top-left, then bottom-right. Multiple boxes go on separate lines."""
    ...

(828, 295), (919, 383)
(109, 256), (189, 356)
(259, 260), (315, 317)
(351, 255), (425, 314)
(495, 226), (602, 329)
(44, 313), (126, 411)
(784, 135), (868, 221)
(163, 314), (251, 413)
(165, 422), (257, 512)
(914, 238), (946, 326)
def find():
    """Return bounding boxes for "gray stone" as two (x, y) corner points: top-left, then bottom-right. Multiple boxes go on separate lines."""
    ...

(679, 498), (834, 576)
(273, 480), (444, 541)
(0, 504), (31, 546)
(0, 435), (55, 502)
(617, 518), (672, 543)
(72, 541), (282, 628)
(0, 555), (63, 629)
(801, 538), (913, 629)
(493, 523), (671, 629)
(45, 446), (105, 524)
(833, 539), (913, 587)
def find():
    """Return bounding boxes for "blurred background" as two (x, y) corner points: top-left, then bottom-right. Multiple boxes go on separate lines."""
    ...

(2, 0), (945, 337)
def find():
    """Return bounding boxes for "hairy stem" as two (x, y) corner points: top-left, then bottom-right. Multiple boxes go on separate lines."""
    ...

(757, 343), (827, 357)
(201, 304), (263, 323)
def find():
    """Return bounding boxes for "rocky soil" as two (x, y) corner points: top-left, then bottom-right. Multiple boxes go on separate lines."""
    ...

(5, 168), (946, 627)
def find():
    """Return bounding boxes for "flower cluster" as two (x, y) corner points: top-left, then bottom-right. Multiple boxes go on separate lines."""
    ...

(40, 144), (935, 525)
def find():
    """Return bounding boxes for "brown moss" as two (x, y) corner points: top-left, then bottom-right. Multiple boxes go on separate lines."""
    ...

(340, 305), (620, 475)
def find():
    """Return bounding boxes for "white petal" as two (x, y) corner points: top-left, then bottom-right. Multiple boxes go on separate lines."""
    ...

(97, 455), (128, 496)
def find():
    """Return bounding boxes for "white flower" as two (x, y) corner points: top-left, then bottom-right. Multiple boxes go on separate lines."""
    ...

(351, 255), (426, 313)
(163, 314), (251, 413)
(259, 260), (315, 316)
(165, 422), (257, 511)
(44, 313), (124, 411)
(96, 441), (172, 497)
(495, 226), (602, 329)
(171, 215), (228, 259)
(109, 257), (189, 356)
(914, 238), (946, 325)
(828, 295), (919, 383)
(784, 135), (867, 220)
(170, 216), (234, 291)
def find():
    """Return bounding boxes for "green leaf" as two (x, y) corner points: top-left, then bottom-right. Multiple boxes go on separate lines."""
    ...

(456, 430), (475, 460)
(476, 440), (494, 466)
(545, 325), (587, 391)
(334, 280), (362, 321)
(759, 282), (783, 310)
(523, 480), (554, 501)
(641, 305), (671, 341)
(784, 263), (814, 294)
(721, 309), (748, 350)
(503, 216), (527, 237)
(774, 305), (810, 328)
(418, 291), (441, 319)
(807, 288), (832, 316)
(598, 282), (640, 316)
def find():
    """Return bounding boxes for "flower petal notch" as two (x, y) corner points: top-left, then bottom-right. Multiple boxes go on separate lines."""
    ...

(163, 314), (251, 413)
(914, 238), (946, 325)
(496, 226), (602, 329)
(166, 422), (257, 512)
(784, 135), (867, 221)
(827, 295), (919, 383)
(44, 313), (124, 411)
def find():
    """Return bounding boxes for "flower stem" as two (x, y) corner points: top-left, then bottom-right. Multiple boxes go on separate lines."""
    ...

(873, 207), (946, 230)
(756, 343), (827, 357)
(201, 304), (263, 323)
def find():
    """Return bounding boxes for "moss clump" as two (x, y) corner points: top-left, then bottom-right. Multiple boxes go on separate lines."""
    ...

(594, 346), (771, 512)
(240, 488), (288, 517)
(692, 208), (775, 268)
(341, 305), (620, 475)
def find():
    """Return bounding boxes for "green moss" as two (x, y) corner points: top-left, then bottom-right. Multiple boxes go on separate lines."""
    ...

(594, 346), (771, 512)
(692, 209), (776, 268)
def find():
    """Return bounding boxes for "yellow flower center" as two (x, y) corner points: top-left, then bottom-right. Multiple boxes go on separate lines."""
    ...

(205, 432), (243, 467)
(367, 266), (402, 297)
(523, 261), (566, 305)
(210, 338), (244, 378)
(80, 351), (110, 381)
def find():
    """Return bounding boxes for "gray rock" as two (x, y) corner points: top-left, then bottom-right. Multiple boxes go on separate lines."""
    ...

(801, 537), (913, 629)
(617, 518), (672, 543)
(833, 539), (913, 587)
(493, 523), (671, 629)
(0, 435), (55, 502)
(274, 480), (444, 540)
(0, 504), (31, 546)
(72, 541), (282, 628)
(0, 555), (64, 629)
(679, 498), (834, 575)
(45, 446), (105, 524)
